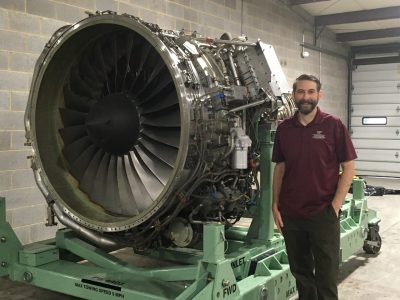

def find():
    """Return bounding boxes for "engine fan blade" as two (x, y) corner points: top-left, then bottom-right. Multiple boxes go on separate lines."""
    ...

(62, 135), (92, 164)
(63, 85), (91, 112)
(134, 144), (172, 185)
(59, 108), (87, 127)
(123, 155), (154, 212)
(104, 155), (123, 214)
(80, 148), (105, 195)
(130, 150), (164, 200)
(128, 42), (151, 92)
(79, 56), (106, 99)
(59, 125), (87, 145)
(70, 66), (99, 99)
(134, 53), (166, 97)
(142, 125), (180, 148)
(70, 143), (98, 180)
(94, 42), (111, 95)
(116, 156), (139, 216)
(121, 33), (134, 91)
(141, 108), (181, 127)
(137, 136), (177, 168)
(136, 73), (173, 105)
(80, 53), (105, 82)
(109, 35), (119, 93)
(91, 152), (112, 210)
(140, 91), (178, 114)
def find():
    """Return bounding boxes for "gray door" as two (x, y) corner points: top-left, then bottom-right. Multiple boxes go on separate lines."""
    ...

(351, 63), (400, 177)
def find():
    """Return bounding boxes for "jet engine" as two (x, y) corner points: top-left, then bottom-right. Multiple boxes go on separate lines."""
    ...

(25, 11), (295, 249)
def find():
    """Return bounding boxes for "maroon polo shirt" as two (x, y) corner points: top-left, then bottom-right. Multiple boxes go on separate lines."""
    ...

(272, 107), (357, 218)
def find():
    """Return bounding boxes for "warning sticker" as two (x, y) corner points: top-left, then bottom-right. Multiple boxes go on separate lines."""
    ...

(74, 277), (125, 299)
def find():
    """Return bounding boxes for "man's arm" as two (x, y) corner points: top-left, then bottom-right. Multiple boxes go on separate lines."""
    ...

(331, 160), (356, 216)
(272, 162), (285, 232)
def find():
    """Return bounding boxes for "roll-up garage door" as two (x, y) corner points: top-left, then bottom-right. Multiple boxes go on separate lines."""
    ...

(351, 63), (400, 178)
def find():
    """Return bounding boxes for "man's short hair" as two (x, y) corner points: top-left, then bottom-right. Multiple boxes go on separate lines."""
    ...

(293, 74), (322, 92)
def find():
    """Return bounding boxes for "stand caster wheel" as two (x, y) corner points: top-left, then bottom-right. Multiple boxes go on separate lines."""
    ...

(363, 224), (382, 254)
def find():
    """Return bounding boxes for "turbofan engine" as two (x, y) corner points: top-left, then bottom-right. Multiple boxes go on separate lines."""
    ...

(25, 11), (295, 249)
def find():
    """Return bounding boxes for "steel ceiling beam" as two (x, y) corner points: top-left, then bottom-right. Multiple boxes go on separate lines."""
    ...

(351, 43), (400, 55)
(289, 0), (330, 5)
(353, 56), (400, 65)
(315, 6), (400, 26)
(337, 27), (400, 42)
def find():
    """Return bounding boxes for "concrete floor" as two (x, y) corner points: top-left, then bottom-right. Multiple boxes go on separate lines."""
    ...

(1, 177), (399, 300)
(338, 177), (400, 300)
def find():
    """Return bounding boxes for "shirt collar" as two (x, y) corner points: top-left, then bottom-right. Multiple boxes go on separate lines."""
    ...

(291, 107), (323, 127)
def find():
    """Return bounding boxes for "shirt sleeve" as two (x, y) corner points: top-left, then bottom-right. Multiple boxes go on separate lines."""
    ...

(335, 120), (357, 163)
(272, 125), (285, 163)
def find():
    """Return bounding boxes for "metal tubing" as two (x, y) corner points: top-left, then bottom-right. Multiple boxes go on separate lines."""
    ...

(32, 167), (50, 199)
(56, 230), (199, 281)
(300, 42), (347, 60)
(223, 132), (236, 159)
(228, 99), (266, 113)
(228, 52), (241, 86)
(52, 204), (118, 248)
(194, 38), (256, 47)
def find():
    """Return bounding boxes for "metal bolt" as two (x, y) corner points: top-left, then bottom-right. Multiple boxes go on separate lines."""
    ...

(259, 286), (268, 300)
(222, 279), (230, 287)
(23, 272), (33, 282)
(1, 261), (7, 268)
(0, 236), (6, 243)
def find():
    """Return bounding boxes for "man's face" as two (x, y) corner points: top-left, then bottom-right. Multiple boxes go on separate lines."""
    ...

(293, 80), (321, 115)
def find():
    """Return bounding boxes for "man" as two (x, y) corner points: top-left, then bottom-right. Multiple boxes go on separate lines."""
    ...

(271, 74), (356, 300)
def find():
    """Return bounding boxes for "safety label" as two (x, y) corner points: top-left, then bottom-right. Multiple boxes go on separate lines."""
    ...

(74, 281), (125, 298)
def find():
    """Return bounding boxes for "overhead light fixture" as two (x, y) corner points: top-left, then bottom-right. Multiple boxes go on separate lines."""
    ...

(301, 50), (310, 58)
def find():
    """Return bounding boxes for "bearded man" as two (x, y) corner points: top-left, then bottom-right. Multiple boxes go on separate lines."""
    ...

(271, 74), (357, 300)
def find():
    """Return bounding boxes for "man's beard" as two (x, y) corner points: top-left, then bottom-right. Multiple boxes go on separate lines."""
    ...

(295, 99), (318, 115)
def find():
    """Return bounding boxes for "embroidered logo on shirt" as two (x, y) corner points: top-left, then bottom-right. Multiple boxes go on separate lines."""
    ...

(312, 131), (326, 139)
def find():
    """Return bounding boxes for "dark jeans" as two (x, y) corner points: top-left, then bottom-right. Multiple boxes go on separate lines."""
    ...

(282, 205), (340, 300)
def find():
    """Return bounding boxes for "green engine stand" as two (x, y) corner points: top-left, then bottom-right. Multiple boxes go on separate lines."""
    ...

(0, 127), (381, 299)
(1, 200), (288, 300)
(0, 182), (381, 300)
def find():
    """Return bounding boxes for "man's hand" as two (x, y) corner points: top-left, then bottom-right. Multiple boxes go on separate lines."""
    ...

(331, 201), (341, 217)
(331, 160), (355, 218)
(272, 205), (284, 234)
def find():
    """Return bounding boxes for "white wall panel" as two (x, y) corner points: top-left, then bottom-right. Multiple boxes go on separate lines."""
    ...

(352, 104), (400, 116)
(352, 93), (399, 104)
(353, 139), (400, 150)
(355, 149), (399, 163)
(351, 127), (400, 139)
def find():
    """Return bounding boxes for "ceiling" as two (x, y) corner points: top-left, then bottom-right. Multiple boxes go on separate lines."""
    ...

(289, 0), (400, 61)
